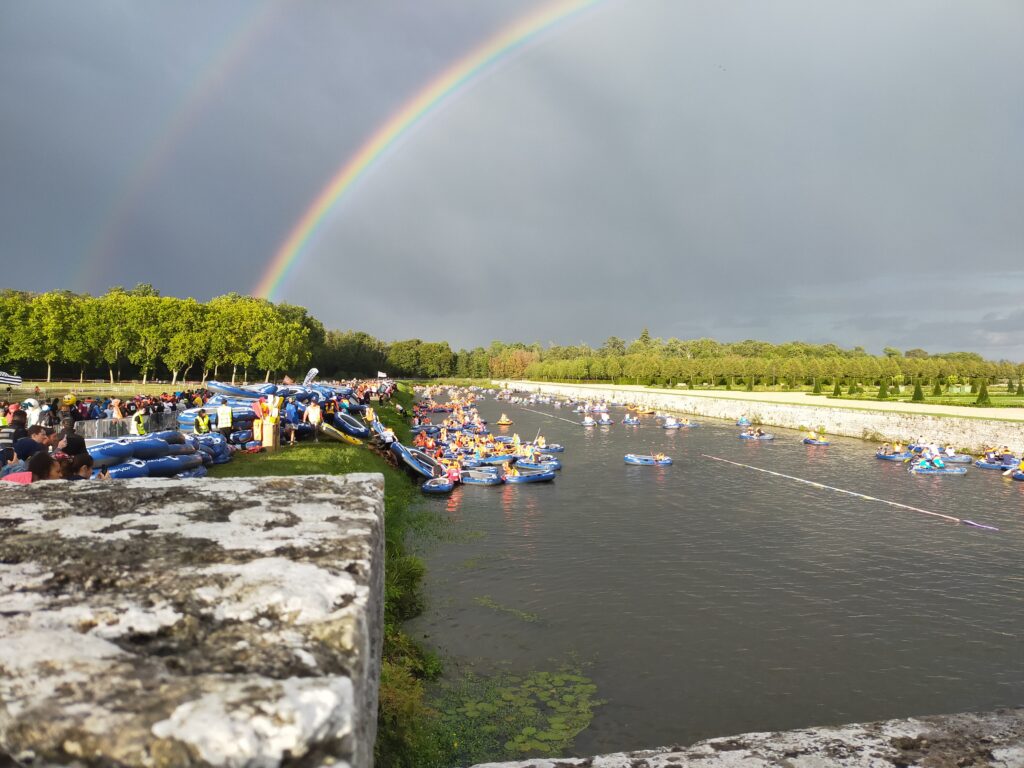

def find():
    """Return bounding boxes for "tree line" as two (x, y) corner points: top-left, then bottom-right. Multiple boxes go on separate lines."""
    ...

(456, 330), (1024, 391)
(3, 290), (1020, 390)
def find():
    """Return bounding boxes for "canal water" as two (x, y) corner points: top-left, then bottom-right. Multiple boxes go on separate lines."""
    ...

(407, 396), (1024, 757)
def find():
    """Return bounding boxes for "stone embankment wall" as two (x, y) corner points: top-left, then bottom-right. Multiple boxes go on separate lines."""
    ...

(501, 382), (1024, 454)
(468, 708), (1024, 768)
(0, 474), (384, 768)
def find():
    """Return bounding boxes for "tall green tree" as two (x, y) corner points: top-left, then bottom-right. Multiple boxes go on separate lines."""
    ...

(28, 291), (79, 382)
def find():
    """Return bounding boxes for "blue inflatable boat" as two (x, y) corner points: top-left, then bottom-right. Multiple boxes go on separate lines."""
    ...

(144, 454), (204, 477)
(536, 444), (564, 453)
(504, 469), (556, 484)
(908, 465), (968, 476)
(515, 458), (561, 471)
(391, 442), (439, 479)
(86, 438), (135, 468)
(460, 469), (504, 486)
(624, 454), (672, 466)
(421, 477), (455, 494)
(333, 412), (370, 439)
(875, 451), (913, 461)
(122, 436), (172, 460)
(622, 417), (641, 425)
(974, 458), (1019, 470)
(175, 466), (209, 479)
(739, 433), (775, 440)
(802, 438), (830, 446)
(98, 459), (150, 479)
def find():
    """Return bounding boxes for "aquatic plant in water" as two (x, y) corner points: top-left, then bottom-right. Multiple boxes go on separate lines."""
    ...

(474, 595), (539, 623)
(436, 665), (604, 763)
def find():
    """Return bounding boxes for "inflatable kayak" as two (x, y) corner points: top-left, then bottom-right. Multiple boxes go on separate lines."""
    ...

(515, 458), (561, 471)
(421, 477), (455, 494)
(908, 465), (968, 475)
(622, 417), (641, 425)
(121, 436), (172, 460)
(148, 430), (186, 445)
(496, 419), (513, 426)
(333, 412), (370, 439)
(504, 469), (556, 484)
(596, 418), (614, 425)
(875, 451), (914, 461)
(624, 454), (672, 466)
(86, 438), (134, 468)
(174, 466), (209, 479)
(940, 454), (973, 464)
(536, 444), (564, 453)
(206, 381), (261, 399)
(802, 438), (830, 446)
(739, 433), (775, 440)
(460, 469), (504, 486)
(391, 442), (438, 479)
(99, 459), (150, 480)
(974, 459), (1020, 470)
(1011, 471), (1024, 481)
(144, 454), (204, 478)
(408, 448), (445, 478)
(321, 422), (362, 446)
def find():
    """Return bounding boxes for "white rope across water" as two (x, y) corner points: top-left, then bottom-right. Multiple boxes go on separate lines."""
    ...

(701, 454), (999, 532)
(514, 405), (583, 426)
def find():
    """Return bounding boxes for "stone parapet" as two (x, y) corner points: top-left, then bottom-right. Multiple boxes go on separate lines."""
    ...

(467, 708), (1024, 767)
(0, 474), (384, 768)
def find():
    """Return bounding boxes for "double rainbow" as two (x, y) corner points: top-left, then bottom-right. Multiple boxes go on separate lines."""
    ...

(253, 0), (605, 300)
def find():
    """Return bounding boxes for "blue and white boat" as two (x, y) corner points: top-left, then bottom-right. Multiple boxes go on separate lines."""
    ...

(624, 454), (672, 466)
(504, 469), (556, 484)
(421, 477), (455, 494)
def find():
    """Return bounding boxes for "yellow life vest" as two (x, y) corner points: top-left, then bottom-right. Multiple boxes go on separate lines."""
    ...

(217, 404), (233, 429)
(194, 414), (211, 433)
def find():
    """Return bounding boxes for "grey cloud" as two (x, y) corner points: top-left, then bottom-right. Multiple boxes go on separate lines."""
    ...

(2, 0), (1022, 360)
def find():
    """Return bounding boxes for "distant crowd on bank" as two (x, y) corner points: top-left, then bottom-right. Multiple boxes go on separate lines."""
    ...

(0, 378), (393, 483)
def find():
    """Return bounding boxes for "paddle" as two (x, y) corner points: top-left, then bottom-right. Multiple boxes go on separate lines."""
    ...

(1002, 462), (1020, 477)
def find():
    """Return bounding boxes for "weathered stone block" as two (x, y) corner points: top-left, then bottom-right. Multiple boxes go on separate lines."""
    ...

(0, 474), (385, 768)
(467, 708), (1024, 767)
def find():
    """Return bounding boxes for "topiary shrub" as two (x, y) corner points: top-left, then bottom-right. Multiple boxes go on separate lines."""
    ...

(877, 378), (889, 399)
(812, 379), (822, 394)
(832, 381), (842, 397)
(912, 380), (925, 402)
(1017, 380), (1024, 396)
(975, 380), (991, 406)
(931, 380), (943, 397)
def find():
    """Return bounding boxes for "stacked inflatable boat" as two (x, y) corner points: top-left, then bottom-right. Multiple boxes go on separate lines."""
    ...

(175, 380), (369, 448)
(86, 430), (231, 479)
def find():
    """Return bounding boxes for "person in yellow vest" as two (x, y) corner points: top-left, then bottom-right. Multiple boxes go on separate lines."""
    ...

(216, 403), (233, 440)
(194, 409), (211, 434)
(131, 407), (148, 436)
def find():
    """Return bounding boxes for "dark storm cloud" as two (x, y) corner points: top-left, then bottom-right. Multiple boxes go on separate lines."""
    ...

(2, 1), (1022, 359)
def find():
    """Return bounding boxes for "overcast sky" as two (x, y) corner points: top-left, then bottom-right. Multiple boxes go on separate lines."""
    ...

(2, 1), (1022, 359)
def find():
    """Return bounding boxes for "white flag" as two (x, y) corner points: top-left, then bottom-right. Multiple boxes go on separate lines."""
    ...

(377, 371), (387, 378)
(0, 370), (22, 385)
(302, 368), (319, 386)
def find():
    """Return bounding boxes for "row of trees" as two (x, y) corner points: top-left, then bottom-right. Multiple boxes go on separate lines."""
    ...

(0, 287), (464, 384)
(4, 290), (1019, 388)
(450, 332), (1023, 389)
(0, 286), (321, 384)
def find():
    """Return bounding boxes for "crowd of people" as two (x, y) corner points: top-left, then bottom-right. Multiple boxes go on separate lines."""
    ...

(410, 393), (552, 482)
(0, 378), (396, 483)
